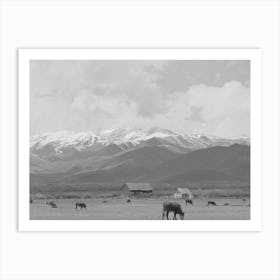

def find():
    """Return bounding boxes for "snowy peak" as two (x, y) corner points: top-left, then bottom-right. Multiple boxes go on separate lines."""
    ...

(30, 131), (106, 154)
(147, 127), (177, 136)
(100, 128), (145, 144)
(30, 128), (250, 159)
(99, 127), (179, 145)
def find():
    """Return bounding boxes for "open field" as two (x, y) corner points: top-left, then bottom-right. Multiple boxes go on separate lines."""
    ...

(30, 197), (250, 220)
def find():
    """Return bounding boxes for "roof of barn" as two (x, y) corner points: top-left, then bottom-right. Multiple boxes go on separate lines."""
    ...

(122, 183), (153, 191)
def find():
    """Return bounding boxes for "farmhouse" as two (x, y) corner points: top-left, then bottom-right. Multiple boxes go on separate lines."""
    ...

(121, 183), (153, 196)
(174, 187), (193, 199)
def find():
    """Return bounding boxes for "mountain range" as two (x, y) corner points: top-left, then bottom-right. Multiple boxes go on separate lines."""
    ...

(30, 128), (250, 185)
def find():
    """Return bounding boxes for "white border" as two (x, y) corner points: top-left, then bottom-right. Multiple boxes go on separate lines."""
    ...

(18, 49), (262, 232)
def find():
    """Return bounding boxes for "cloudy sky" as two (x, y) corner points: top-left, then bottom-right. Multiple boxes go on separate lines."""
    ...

(30, 60), (250, 138)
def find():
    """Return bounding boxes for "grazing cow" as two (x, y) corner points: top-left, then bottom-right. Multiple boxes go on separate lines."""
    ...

(207, 201), (217, 206)
(75, 202), (87, 210)
(223, 203), (230, 206)
(242, 198), (246, 202)
(46, 201), (57, 208)
(162, 202), (184, 220)
(30, 199), (33, 204)
(185, 199), (193, 206)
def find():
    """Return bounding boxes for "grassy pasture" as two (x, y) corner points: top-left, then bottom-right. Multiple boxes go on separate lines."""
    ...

(30, 197), (250, 220)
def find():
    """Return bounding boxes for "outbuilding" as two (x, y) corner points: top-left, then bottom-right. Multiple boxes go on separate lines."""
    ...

(174, 187), (193, 199)
(121, 183), (153, 196)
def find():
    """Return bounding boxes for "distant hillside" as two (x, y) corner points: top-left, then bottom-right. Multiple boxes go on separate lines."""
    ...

(146, 144), (250, 183)
(30, 144), (250, 186)
(30, 128), (250, 174)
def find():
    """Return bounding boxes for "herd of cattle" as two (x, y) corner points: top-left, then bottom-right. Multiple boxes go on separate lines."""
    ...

(162, 199), (248, 220)
(30, 197), (249, 220)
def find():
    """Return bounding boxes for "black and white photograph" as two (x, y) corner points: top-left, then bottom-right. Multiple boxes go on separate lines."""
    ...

(28, 56), (251, 221)
(2, 1), (280, 280)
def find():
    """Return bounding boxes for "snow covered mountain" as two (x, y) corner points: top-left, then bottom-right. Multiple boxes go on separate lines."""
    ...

(30, 127), (250, 158)
(30, 128), (250, 184)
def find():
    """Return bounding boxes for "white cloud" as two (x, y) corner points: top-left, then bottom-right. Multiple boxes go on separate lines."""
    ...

(161, 81), (250, 137)
(30, 61), (250, 137)
(71, 91), (119, 114)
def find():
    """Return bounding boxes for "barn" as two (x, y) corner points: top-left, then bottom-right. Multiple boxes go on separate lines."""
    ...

(174, 187), (193, 199)
(121, 183), (153, 196)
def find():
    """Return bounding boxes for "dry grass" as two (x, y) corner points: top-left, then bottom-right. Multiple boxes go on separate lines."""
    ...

(30, 197), (250, 220)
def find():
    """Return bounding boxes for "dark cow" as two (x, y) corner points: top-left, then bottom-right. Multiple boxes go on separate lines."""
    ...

(223, 203), (230, 206)
(30, 199), (33, 204)
(207, 201), (217, 206)
(75, 202), (87, 210)
(162, 202), (184, 220)
(185, 199), (193, 206)
(46, 201), (57, 208)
